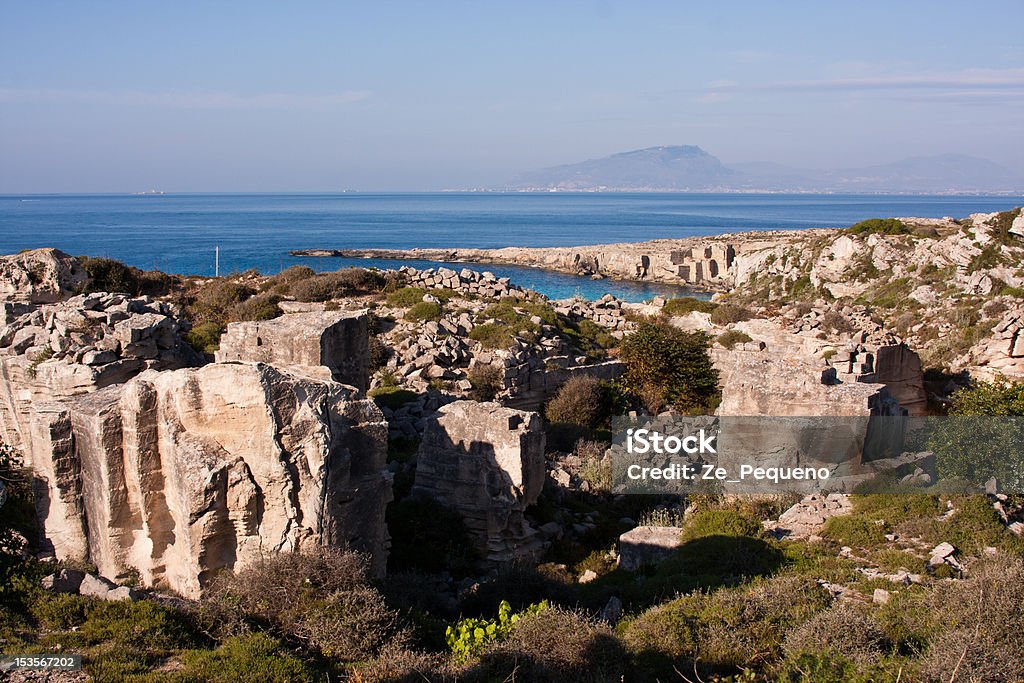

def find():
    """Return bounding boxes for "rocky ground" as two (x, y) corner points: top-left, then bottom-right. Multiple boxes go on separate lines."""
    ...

(2, 209), (1024, 680)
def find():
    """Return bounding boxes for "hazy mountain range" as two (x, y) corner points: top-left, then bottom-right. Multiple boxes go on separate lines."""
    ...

(506, 145), (1022, 193)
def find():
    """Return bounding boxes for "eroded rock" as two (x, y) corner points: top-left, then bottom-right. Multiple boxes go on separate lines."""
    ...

(411, 401), (545, 565)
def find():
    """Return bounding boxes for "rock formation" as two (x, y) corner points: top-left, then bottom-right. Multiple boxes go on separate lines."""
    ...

(411, 401), (545, 564)
(0, 248), (88, 303)
(0, 292), (392, 598)
(215, 310), (370, 391)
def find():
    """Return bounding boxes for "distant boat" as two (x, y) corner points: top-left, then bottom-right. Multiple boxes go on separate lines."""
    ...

(133, 189), (165, 195)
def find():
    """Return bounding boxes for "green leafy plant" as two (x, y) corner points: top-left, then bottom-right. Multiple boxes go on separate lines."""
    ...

(445, 599), (548, 662)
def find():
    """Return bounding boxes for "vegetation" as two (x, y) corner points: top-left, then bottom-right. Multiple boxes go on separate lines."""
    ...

(184, 321), (225, 355)
(445, 599), (547, 661)
(367, 385), (418, 409)
(404, 300), (443, 322)
(545, 375), (609, 428)
(710, 302), (754, 325)
(662, 296), (718, 316)
(467, 363), (504, 402)
(717, 329), (752, 349)
(845, 218), (911, 236)
(619, 320), (720, 414)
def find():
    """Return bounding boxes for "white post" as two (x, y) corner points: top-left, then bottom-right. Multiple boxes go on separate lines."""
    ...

(215, 246), (220, 277)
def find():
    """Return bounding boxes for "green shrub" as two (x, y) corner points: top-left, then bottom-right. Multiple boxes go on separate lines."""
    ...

(368, 335), (390, 371)
(680, 509), (764, 542)
(190, 279), (254, 323)
(845, 218), (910, 236)
(621, 575), (829, 677)
(173, 633), (321, 683)
(229, 292), (282, 322)
(202, 548), (405, 662)
(468, 322), (515, 349)
(989, 207), (1022, 245)
(470, 606), (627, 682)
(368, 385), (418, 409)
(446, 599), (548, 662)
(184, 322), (225, 355)
(545, 375), (608, 428)
(0, 442), (40, 611)
(620, 320), (720, 414)
(79, 257), (138, 294)
(662, 297), (718, 316)
(404, 301), (442, 322)
(821, 515), (889, 549)
(468, 364), (504, 402)
(710, 303), (754, 325)
(289, 268), (386, 302)
(783, 603), (889, 666)
(386, 286), (429, 307)
(926, 379), (1024, 490)
(717, 330), (752, 350)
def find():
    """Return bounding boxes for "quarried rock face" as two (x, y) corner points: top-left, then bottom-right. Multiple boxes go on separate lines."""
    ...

(0, 249), (88, 303)
(13, 362), (391, 599)
(215, 311), (370, 391)
(412, 401), (545, 564)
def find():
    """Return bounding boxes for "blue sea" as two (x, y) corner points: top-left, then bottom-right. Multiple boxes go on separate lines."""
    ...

(1, 192), (1021, 302)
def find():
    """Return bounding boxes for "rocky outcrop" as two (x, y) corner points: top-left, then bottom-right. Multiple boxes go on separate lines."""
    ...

(25, 363), (391, 598)
(0, 293), (201, 450)
(215, 310), (370, 391)
(0, 248), (88, 303)
(0, 287), (391, 598)
(411, 401), (545, 564)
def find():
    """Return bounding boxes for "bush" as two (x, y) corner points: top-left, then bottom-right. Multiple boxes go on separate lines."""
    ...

(680, 509), (764, 542)
(185, 321), (225, 355)
(621, 575), (829, 677)
(468, 322), (515, 349)
(469, 607), (627, 682)
(368, 335), (390, 371)
(190, 279), (254, 323)
(446, 599), (548, 662)
(662, 297), (718, 316)
(784, 603), (889, 666)
(202, 548), (405, 662)
(229, 292), (282, 322)
(545, 375), (608, 428)
(717, 329), (752, 350)
(468, 364), (504, 402)
(845, 218), (911, 236)
(710, 303), (754, 325)
(386, 287), (429, 307)
(79, 257), (138, 294)
(404, 301), (442, 322)
(173, 633), (321, 683)
(620, 320), (720, 413)
(576, 439), (612, 493)
(368, 385), (418, 409)
(1, 442), (39, 612)
(289, 268), (386, 302)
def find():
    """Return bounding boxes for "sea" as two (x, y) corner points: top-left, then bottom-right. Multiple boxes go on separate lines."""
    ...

(1, 192), (1021, 302)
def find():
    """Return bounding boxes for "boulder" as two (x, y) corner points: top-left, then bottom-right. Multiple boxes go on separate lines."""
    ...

(13, 362), (391, 598)
(0, 248), (88, 303)
(215, 310), (370, 391)
(412, 401), (545, 565)
(617, 526), (684, 571)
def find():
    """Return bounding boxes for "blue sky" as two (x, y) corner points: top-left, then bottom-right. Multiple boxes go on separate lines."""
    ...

(1, 1), (1022, 192)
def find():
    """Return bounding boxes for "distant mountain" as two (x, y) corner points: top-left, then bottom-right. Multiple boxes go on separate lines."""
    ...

(510, 146), (737, 191)
(508, 146), (1022, 193)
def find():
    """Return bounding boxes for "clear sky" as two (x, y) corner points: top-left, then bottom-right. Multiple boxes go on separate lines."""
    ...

(1, 1), (1022, 192)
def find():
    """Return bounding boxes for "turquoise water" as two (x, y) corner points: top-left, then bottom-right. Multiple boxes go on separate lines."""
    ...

(1, 192), (1020, 301)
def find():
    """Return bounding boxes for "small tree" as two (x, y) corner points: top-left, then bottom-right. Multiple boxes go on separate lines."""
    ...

(620, 321), (720, 414)
(926, 378), (1024, 490)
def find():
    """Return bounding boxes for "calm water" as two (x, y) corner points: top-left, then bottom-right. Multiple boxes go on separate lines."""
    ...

(1, 192), (1020, 301)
